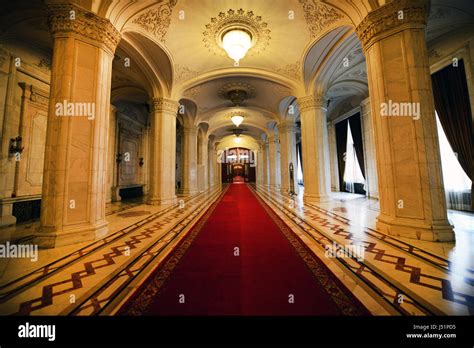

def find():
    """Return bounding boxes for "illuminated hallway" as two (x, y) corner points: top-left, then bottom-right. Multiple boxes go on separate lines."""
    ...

(0, 0), (473, 319)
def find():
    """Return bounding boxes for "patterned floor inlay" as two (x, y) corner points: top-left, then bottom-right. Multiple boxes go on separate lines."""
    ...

(250, 184), (474, 316)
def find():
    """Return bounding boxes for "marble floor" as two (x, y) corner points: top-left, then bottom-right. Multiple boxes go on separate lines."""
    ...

(0, 184), (472, 316)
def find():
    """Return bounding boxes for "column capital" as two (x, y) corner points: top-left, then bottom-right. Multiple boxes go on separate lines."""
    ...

(47, 2), (121, 54)
(355, 0), (429, 51)
(150, 97), (179, 114)
(297, 95), (327, 113)
(182, 125), (198, 134)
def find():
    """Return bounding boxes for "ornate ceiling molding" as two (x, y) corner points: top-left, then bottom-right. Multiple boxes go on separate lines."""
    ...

(132, 0), (177, 42)
(175, 65), (200, 84)
(202, 9), (271, 58)
(217, 82), (257, 101)
(299, 0), (344, 38)
(276, 61), (301, 81)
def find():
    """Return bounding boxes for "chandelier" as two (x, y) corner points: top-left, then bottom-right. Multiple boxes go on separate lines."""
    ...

(231, 115), (244, 127)
(221, 29), (253, 63)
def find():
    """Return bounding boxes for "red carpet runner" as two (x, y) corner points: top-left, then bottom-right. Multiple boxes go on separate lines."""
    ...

(118, 184), (370, 316)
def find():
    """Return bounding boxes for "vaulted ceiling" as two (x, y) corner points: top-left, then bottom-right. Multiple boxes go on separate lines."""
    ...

(1, 0), (474, 146)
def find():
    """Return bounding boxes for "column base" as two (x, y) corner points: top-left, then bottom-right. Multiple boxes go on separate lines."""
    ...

(181, 189), (198, 196)
(0, 215), (16, 228)
(303, 193), (330, 204)
(147, 196), (177, 206)
(35, 220), (109, 249)
(376, 216), (454, 242)
(111, 186), (121, 202)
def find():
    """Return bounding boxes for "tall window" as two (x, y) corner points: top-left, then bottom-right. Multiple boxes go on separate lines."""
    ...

(296, 145), (304, 185)
(343, 120), (365, 193)
(436, 112), (472, 210)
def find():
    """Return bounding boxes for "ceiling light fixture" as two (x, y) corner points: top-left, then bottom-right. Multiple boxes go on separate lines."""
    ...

(234, 136), (242, 144)
(231, 115), (244, 127)
(221, 29), (252, 64)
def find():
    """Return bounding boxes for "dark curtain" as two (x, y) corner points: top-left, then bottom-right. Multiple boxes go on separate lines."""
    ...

(297, 141), (303, 173)
(348, 113), (365, 179)
(335, 120), (348, 192)
(432, 59), (473, 210)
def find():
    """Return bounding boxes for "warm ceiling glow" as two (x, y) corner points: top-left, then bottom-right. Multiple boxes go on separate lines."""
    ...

(231, 115), (244, 127)
(222, 29), (252, 63)
(234, 136), (242, 143)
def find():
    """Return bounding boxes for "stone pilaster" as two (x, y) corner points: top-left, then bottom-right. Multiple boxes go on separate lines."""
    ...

(148, 97), (179, 205)
(268, 134), (280, 190)
(197, 134), (208, 192)
(327, 122), (339, 192)
(356, 0), (454, 241)
(182, 126), (198, 195)
(278, 122), (299, 194)
(360, 97), (378, 199)
(36, 3), (120, 248)
(298, 95), (331, 203)
(107, 105), (117, 203)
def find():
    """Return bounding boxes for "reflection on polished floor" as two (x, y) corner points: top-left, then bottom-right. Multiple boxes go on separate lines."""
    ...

(0, 185), (472, 316)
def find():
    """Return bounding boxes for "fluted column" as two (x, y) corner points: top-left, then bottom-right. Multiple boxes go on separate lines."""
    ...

(256, 147), (264, 186)
(198, 134), (208, 192)
(327, 122), (339, 192)
(148, 98), (179, 205)
(182, 126), (198, 195)
(279, 122), (299, 194)
(36, 4), (120, 248)
(208, 142), (214, 188)
(360, 97), (378, 199)
(107, 105), (117, 203)
(262, 141), (269, 186)
(356, 0), (453, 241)
(298, 95), (331, 203)
(268, 134), (280, 190)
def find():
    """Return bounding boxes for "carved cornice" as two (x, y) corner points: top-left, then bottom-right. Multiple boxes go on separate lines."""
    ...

(356, 0), (429, 51)
(47, 3), (121, 54)
(150, 97), (179, 114)
(297, 95), (327, 112)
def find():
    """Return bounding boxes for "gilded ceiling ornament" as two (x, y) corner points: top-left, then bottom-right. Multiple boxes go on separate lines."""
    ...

(132, 0), (177, 42)
(202, 9), (271, 58)
(276, 62), (301, 80)
(299, 0), (344, 38)
(217, 82), (257, 101)
(174, 65), (200, 83)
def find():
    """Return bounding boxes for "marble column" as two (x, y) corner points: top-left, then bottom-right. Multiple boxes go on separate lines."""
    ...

(262, 141), (269, 186)
(360, 97), (378, 199)
(268, 134), (280, 190)
(107, 105), (117, 203)
(36, 3), (121, 248)
(208, 142), (214, 188)
(297, 95), (331, 203)
(182, 126), (198, 195)
(148, 98), (179, 205)
(256, 148), (264, 186)
(327, 122), (339, 192)
(198, 134), (208, 192)
(279, 122), (299, 194)
(356, 0), (453, 241)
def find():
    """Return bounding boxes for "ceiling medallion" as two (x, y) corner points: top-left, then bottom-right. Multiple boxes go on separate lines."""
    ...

(203, 9), (271, 63)
(218, 82), (257, 103)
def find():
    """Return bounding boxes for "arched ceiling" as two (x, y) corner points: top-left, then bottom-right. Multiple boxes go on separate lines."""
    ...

(2, 0), (474, 145)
